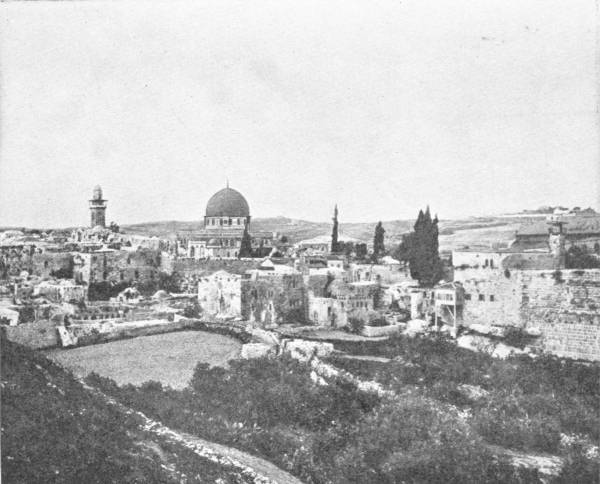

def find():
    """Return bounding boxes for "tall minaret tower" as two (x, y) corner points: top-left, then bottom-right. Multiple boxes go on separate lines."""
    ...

(89, 185), (107, 228)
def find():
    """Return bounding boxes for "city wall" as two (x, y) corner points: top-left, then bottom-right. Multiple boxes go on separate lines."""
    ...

(520, 270), (600, 361)
(456, 267), (600, 361)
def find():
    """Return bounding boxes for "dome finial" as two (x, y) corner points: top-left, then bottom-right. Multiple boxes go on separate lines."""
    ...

(226, 178), (229, 189)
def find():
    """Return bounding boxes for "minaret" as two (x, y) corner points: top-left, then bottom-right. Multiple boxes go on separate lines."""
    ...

(89, 185), (107, 228)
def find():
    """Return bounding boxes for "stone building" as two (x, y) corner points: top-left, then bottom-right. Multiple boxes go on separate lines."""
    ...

(184, 185), (276, 260)
(452, 227), (600, 361)
(515, 213), (600, 252)
(33, 280), (86, 303)
(240, 259), (306, 327)
(73, 247), (160, 285)
(0, 242), (73, 279)
(197, 270), (241, 318)
(308, 294), (348, 327)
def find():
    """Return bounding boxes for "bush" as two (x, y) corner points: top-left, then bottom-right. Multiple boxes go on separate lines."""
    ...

(348, 315), (365, 334)
(502, 327), (532, 349)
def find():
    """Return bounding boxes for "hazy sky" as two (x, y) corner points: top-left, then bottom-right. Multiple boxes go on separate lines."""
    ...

(1, 0), (598, 228)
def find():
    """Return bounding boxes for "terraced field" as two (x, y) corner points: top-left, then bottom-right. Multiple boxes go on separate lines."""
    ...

(45, 331), (242, 389)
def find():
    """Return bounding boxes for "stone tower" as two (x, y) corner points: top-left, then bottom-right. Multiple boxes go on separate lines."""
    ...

(548, 218), (567, 269)
(89, 185), (107, 228)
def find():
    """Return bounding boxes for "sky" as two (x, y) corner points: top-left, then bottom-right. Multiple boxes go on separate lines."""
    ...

(0, 0), (598, 228)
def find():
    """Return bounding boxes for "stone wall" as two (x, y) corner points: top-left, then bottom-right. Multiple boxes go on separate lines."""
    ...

(520, 270), (600, 361)
(455, 268), (522, 328)
(74, 249), (160, 286)
(4, 320), (59, 349)
(241, 274), (307, 326)
(456, 267), (600, 361)
(0, 250), (73, 279)
(308, 295), (348, 327)
(162, 256), (260, 277)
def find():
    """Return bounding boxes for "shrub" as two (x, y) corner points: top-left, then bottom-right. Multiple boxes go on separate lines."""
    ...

(348, 315), (365, 334)
(502, 327), (532, 349)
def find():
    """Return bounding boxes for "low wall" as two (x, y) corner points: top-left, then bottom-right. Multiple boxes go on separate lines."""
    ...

(164, 258), (260, 276)
(361, 324), (403, 338)
(66, 319), (197, 347)
(4, 320), (59, 349)
(63, 317), (252, 348)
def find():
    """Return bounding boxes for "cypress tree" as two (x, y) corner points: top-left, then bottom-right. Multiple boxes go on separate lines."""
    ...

(331, 205), (339, 253)
(372, 221), (386, 261)
(404, 207), (443, 286)
(239, 223), (253, 258)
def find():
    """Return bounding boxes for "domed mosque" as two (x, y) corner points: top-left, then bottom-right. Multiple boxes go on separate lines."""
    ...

(186, 184), (276, 259)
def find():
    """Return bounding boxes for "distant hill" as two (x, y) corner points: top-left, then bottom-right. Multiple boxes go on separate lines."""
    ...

(121, 215), (542, 252)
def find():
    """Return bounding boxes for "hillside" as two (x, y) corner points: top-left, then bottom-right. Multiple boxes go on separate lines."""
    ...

(0, 335), (256, 483)
(122, 215), (543, 252)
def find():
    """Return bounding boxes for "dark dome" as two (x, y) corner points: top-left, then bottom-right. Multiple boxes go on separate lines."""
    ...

(205, 187), (250, 217)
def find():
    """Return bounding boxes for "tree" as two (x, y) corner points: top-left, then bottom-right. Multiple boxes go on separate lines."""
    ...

(355, 243), (368, 260)
(158, 271), (181, 293)
(372, 221), (385, 261)
(239, 224), (253, 258)
(109, 221), (120, 233)
(331, 205), (339, 253)
(566, 245), (600, 269)
(396, 207), (443, 286)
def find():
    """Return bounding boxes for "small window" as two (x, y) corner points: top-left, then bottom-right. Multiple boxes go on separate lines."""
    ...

(478, 294), (485, 301)
(489, 295), (495, 302)
(465, 293), (471, 301)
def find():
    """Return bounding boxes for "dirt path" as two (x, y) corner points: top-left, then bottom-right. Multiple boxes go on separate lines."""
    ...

(81, 381), (304, 484)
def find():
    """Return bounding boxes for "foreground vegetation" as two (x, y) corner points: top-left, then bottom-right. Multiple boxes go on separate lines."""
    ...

(5, 327), (597, 483)
(329, 334), (600, 481)
(90, 354), (546, 483)
(0, 335), (249, 483)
